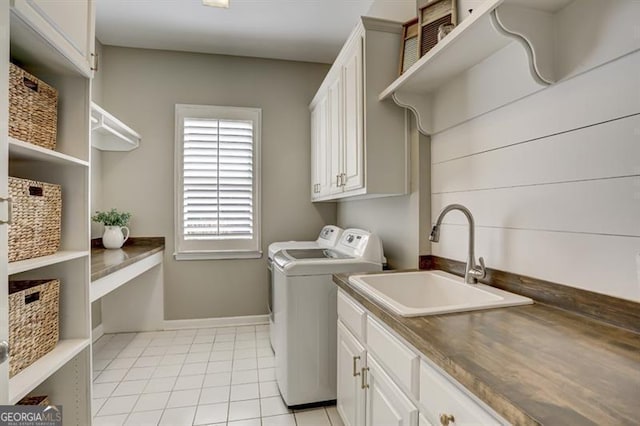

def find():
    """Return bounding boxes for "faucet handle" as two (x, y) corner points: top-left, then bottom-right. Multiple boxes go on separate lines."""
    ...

(469, 256), (486, 280)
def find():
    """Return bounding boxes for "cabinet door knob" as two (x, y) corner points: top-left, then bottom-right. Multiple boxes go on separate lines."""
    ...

(352, 355), (361, 377)
(439, 413), (455, 426)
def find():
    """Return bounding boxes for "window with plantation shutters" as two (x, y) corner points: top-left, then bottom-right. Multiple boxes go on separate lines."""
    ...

(175, 105), (262, 260)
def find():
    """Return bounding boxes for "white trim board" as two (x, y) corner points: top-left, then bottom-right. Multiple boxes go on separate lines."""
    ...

(163, 315), (269, 330)
(92, 324), (104, 343)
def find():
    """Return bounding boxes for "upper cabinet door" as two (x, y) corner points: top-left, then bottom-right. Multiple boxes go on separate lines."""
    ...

(341, 35), (364, 193)
(327, 76), (344, 195)
(11, 0), (96, 76)
(310, 95), (331, 200)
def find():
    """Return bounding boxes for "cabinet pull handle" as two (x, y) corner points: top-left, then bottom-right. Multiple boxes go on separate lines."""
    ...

(341, 173), (346, 186)
(439, 413), (455, 426)
(361, 366), (369, 389)
(0, 197), (12, 225)
(352, 356), (360, 377)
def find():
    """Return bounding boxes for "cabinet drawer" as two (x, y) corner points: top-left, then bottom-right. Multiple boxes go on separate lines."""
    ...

(338, 289), (366, 340)
(367, 316), (419, 398)
(419, 360), (501, 426)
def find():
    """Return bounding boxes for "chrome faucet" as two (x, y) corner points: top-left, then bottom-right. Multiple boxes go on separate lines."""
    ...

(429, 204), (486, 284)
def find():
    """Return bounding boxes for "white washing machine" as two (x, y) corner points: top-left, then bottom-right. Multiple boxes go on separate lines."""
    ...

(271, 228), (384, 407)
(267, 225), (343, 260)
(267, 225), (343, 350)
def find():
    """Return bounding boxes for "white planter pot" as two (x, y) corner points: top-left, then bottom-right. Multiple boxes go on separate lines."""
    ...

(102, 225), (130, 249)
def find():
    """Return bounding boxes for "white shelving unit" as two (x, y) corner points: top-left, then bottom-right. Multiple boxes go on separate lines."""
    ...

(91, 102), (141, 151)
(1, 1), (95, 422)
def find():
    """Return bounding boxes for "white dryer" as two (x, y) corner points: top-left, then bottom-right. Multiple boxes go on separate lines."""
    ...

(271, 228), (384, 407)
(267, 225), (343, 350)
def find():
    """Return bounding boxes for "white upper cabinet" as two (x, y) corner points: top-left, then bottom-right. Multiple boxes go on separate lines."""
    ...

(341, 36), (364, 193)
(310, 17), (408, 202)
(11, 0), (96, 76)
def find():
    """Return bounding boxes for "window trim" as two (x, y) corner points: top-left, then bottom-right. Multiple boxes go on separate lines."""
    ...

(174, 104), (262, 260)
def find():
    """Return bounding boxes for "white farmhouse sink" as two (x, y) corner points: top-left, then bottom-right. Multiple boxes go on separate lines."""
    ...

(348, 270), (532, 317)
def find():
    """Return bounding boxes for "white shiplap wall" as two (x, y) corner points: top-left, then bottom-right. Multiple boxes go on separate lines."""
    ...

(431, 51), (640, 302)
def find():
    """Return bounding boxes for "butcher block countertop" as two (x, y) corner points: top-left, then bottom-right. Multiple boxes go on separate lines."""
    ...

(91, 237), (165, 281)
(333, 268), (640, 426)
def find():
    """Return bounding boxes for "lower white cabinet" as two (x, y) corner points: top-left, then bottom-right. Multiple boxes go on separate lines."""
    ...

(337, 320), (418, 426)
(419, 359), (501, 426)
(337, 289), (506, 426)
(337, 321), (366, 426)
(366, 354), (419, 426)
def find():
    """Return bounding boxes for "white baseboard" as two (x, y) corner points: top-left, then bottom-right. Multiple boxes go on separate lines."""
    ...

(163, 314), (269, 330)
(92, 323), (104, 343)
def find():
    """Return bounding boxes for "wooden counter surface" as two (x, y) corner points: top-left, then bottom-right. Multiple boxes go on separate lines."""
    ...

(333, 270), (640, 425)
(91, 237), (164, 282)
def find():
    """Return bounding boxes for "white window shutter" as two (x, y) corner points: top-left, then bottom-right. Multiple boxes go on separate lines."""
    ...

(175, 105), (261, 260)
(183, 118), (254, 240)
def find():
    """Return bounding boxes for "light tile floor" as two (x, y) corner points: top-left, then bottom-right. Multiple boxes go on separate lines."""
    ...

(92, 325), (344, 426)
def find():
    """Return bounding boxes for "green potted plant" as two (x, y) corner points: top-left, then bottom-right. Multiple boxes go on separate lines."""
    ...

(92, 209), (132, 249)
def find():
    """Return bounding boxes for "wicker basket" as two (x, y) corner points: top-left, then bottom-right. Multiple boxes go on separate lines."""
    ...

(8, 177), (62, 263)
(9, 63), (58, 150)
(9, 279), (60, 378)
(16, 395), (51, 406)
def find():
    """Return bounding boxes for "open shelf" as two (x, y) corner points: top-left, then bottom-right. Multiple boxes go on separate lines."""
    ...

(8, 251), (89, 275)
(9, 338), (91, 404)
(9, 137), (89, 167)
(91, 102), (141, 151)
(379, 0), (575, 134)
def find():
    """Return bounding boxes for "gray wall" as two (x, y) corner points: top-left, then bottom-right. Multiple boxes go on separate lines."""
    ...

(99, 46), (334, 320)
(337, 118), (430, 269)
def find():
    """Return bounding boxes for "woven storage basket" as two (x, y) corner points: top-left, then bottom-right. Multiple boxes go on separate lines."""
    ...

(8, 177), (62, 263)
(9, 63), (58, 150)
(16, 395), (51, 406)
(9, 279), (60, 378)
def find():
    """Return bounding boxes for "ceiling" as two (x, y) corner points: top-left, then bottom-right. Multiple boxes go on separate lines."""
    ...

(94, 0), (389, 64)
